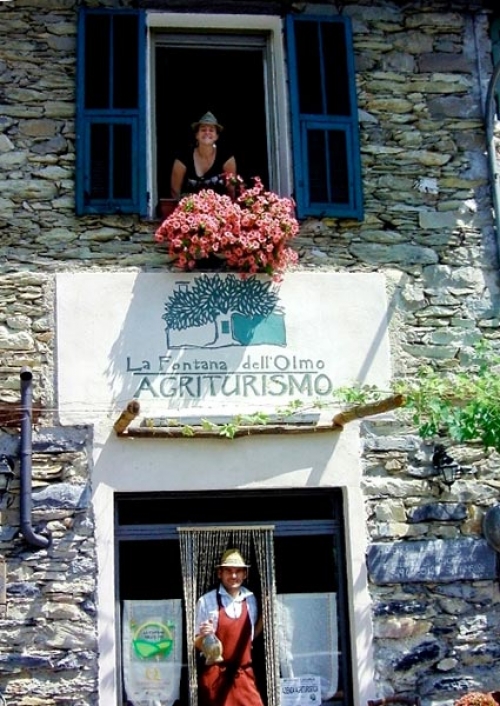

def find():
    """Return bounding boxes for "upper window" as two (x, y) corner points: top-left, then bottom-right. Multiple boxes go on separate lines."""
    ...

(76, 9), (363, 220)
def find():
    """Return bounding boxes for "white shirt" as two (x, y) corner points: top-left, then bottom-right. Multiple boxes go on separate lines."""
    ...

(195, 585), (259, 641)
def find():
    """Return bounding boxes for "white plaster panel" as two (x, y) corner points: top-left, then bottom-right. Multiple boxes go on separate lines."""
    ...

(56, 272), (391, 425)
(92, 419), (361, 491)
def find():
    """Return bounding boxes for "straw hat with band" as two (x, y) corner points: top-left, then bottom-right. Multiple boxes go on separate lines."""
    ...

(191, 111), (224, 133)
(217, 548), (250, 568)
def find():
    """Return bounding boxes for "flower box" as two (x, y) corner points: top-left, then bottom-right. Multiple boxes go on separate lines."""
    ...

(154, 177), (299, 280)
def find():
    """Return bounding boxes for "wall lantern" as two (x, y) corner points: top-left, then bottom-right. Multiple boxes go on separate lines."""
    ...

(432, 444), (464, 486)
(0, 455), (14, 502)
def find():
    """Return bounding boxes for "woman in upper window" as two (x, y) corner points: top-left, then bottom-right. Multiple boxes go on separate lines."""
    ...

(170, 111), (237, 199)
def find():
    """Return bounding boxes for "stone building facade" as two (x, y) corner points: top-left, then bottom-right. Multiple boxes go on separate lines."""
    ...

(0, 1), (500, 705)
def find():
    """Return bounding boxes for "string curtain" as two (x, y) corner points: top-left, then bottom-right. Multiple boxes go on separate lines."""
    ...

(178, 526), (279, 706)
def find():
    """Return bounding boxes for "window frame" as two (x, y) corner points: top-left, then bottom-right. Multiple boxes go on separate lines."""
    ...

(115, 489), (353, 706)
(146, 13), (293, 211)
(76, 10), (363, 221)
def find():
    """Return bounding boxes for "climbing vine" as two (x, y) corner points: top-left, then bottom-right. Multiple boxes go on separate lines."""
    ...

(334, 340), (500, 453)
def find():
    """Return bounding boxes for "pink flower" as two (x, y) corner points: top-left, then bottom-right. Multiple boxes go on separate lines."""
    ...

(455, 694), (497, 706)
(154, 176), (299, 279)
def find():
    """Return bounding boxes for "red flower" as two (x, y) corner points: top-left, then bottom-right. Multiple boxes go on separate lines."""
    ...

(154, 177), (298, 280)
(455, 694), (497, 706)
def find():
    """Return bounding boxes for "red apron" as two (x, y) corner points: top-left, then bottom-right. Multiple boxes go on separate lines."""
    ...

(198, 598), (264, 706)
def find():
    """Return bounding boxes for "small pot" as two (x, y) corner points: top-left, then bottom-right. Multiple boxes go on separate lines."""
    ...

(158, 198), (179, 219)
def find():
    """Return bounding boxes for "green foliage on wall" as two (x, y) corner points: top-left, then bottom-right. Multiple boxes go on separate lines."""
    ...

(335, 340), (500, 452)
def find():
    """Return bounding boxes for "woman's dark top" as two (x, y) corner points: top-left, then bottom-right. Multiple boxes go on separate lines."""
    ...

(177, 147), (233, 195)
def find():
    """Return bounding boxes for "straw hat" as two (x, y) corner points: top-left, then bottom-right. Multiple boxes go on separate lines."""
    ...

(191, 111), (224, 133)
(217, 548), (249, 568)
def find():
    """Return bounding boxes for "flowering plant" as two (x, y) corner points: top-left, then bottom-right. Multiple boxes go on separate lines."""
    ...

(154, 176), (299, 280)
(455, 694), (497, 706)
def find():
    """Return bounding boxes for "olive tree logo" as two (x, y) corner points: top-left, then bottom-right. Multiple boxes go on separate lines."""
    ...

(163, 274), (286, 349)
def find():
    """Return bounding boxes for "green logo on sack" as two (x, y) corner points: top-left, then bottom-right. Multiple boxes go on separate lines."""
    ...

(132, 620), (174, 660)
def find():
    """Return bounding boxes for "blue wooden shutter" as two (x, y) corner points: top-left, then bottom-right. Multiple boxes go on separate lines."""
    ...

(492, 17), (500, 68)
(76, 8), (147, 216)
(286, 14), (363, 219)
(491, 17), (500, 114)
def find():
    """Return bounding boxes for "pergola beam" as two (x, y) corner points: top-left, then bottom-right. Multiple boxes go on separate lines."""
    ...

(113, 394), (405, 438)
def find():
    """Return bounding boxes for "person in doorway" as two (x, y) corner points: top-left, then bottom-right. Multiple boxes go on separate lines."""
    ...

(170, 111), (237, 199)
(194, 548), (264, 706)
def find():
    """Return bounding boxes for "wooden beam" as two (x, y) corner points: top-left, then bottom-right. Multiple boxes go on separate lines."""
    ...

(113, 400), (141, 434)
(117, 421), (343, 439)
(114, 394), (405, 438)
(332, 394), (404, 428)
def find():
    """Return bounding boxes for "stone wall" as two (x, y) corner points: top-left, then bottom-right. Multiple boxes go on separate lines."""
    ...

(1, 0), (500, 704)
(362, 420), (500, 701)
(0, 274), (96, 705)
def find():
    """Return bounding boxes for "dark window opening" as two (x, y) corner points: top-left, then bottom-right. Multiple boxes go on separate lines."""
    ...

(84, 14), (139, 110)
(294, 20), (350, 117)
(89, 124), (110, 199)
(89, 123), (134, 200)
(117, 489), (341, 526)
(154, 43), (270, 201)
(116, 489), (352, 706)
(85, 15), (111, 109)
(113, 124), (133, 198)
(113, 15), (139, 109)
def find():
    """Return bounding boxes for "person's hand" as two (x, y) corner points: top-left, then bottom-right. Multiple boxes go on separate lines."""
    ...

(199, 620), (215, 636)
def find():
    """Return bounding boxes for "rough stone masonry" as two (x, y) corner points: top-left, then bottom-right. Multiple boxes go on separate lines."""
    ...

(1, 0), (500, 704)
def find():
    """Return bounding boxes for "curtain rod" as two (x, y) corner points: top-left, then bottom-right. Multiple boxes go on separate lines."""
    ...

(177, 525), (275, 532)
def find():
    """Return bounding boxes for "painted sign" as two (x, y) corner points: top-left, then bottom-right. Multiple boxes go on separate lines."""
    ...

(280, 676), (322, 706)
(56, 272), (391, 424)
(163, 276), (286, 349)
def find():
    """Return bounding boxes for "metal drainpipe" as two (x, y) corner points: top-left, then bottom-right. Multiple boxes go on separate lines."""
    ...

(485, 59), (500, 265)
(19, 368), (51, 548)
